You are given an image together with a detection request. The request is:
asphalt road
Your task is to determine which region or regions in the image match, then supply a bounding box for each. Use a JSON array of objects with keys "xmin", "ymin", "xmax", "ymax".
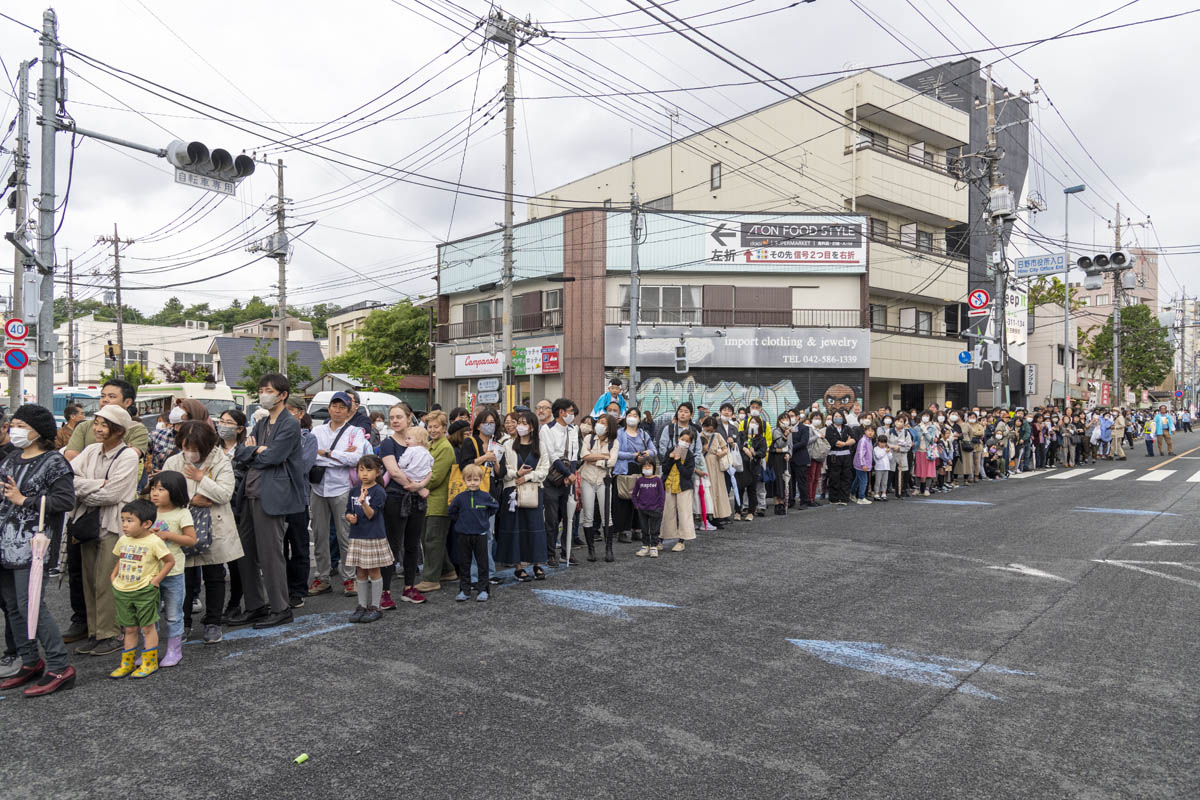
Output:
[{"xmin": 4, "ymin": 434, "xmax": 1200, "ymax": 799}]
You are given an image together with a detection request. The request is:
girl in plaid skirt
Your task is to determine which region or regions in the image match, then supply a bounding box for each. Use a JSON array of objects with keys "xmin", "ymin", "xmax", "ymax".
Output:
[{"xmin": 344, "ymin": 455, "xmax": 393, "ymax": 624}]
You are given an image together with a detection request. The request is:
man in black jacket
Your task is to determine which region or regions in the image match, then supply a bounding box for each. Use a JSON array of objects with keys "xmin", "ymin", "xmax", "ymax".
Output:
[{"xmin": 788, "ymin": 410, "xmax": 811, "ymax": 509}]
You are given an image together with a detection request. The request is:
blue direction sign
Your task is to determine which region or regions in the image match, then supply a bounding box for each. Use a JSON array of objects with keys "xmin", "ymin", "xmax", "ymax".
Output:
[
  {"xmin": 4, "ymin": 348, "xmax": 29, "ymax": 370},
  {"xmin": 957, "ymin": 350, "xmax": 973, "ymax": 365},
  {"xmin": 1013, "ymin": 252, "xmax": 1067, "ymax": 277}
]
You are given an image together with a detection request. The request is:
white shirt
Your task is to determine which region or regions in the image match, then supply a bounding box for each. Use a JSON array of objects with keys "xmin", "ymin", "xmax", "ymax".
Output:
[
  {"xmin": 539, "ymin": 421, "xmax": 579, "ymax": 465},
  {"xmin": 312, "ymin": 420, "xmax": 369, "ymax": 497}
]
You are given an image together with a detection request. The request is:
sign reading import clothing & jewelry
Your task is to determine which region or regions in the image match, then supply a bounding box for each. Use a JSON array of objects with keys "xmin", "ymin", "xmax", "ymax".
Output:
[{"xmin": 605, "ymin": 326, "xmax": 870, "ymax": 369}]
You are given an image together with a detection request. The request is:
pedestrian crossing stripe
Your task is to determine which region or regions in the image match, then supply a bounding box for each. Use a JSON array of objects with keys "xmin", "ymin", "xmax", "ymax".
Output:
[
  {"xmin": 1008, "ymin": 471, "xmax": 1038, "ymax": 479},
  {"xmin": 1047, "ymin": 469, "xmax": 1093, "ymax": 480},
  {"xmin": 1092, "ymin": 469, "xmax": 1134, "ymax": 481},
  {"xmin": 1137, "ymin": 470, "xmax": 1175, "ymax": 482}
]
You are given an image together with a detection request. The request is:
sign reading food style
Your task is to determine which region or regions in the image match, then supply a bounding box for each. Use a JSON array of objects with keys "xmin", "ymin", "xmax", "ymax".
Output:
[
  {"xmin": 604, "ymin": 326, "xmax": 869, "ymax": 369},
  {"xmin": 706, "ymin": 218, "xmax": 865, "ymax": 267},
  {"xmin": 454, "ymin": 352, "xmax": 503, "ymax": 377},
  {"xmin": 512, "ymin": 345, "xmax": 560, "ymax": 376}
]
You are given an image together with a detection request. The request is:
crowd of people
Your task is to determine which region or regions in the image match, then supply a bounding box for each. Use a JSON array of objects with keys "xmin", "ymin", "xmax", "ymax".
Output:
[{"xmin": 0, "ymin": 371, "xmax": 1189, "ymax": 697}]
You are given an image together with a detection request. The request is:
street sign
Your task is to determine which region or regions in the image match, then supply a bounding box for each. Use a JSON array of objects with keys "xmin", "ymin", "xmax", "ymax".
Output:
[
  {"xmin": 1025, "ymin": 364, "xmax": 1038, "ymax": 395},
  {"xmin": 1013, "ymin": 252, "xmax": 1067, "ymax": 277},
  {"xmin": 967, "ymin": 289, "xmax": 991, "ymax": 310},
  {"xmin": 477, "ymin": 391, "xmax": 500, "ymax": 404},
  {"xmin": 957, "ymin": 350, "xmax": 973, "ymax": 365},
  {"xmin": 4, "ymin": 348, "xmax": 28, "ymax": 370},
  {"xmin": 1175, "ymin": 390, "xmax": 1183, "ymax": 399},
  {"xmin": 4, "ymin": 319, "xmax": 27, "ymax": 340},
  {"xmin": 477, "ymin": 377, "xmax": 500, "ymax": 392},
  {"xmin": 704, "ymin": 217, "xmax": 867, "ymax": 267}
]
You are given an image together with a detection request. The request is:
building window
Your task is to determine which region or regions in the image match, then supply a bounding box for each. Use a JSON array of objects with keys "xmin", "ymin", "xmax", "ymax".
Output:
[
  {"xmin": 335, "ymin": 334, "xmax": 341, "ymax": 352},
  {"xmin": 603, "ymin": 198, "xmax": 612, "ymax": 208},
  {"xmin": 710, "ymin": 162, "xmax": 722, "ymax": 190},
  {"xmin": 899, "ymin": 308, "xmax": 931, "ymax": 335},
  {"xmin": 944, "ymin": 304, "xmax": 962, "ymax": 336},
  {"xmin": 543, "ymin": 288, "xmax": 562, "ymax": 327},
  {"xmin": 174, "ymin": 352, "xmax": 213, "ymax": 368},
  {"xmin": 916, "ymin": 230, "xmax": 933, "ymax": 252},
  {"xmin": 108, "ymin": 349, "xmax": 149, "ymax": 370},
  {"xmin": 916, "ymin": 310, "xmax": 932, "ymax": 335},
  {"xmin": 899, "ymin": 222, "xmax": 917, "ymax": 249},
  {"xmin": 1057, "ymin": 345, "xmax": 1065, "ymax": 366},
  {"xmin": 622, "ymin": 285, "xmax": 699, "ymax": 324},
  {"xmin": 869, "ymin": 303, "xmax": 888, "ymax": 329},
  {"xmin": 1078, "ymin": 296, "xmax": 1090, "ymax": 306},
  {"xmin": 868, "ymin": 218, "xmax": 888, "ymax": 241},
  {"xmin": 644, "ymin": 195, "xmax": 674, "ymax": 211},
  {"xmin": 463, "ymin": 299, "xmax": 502, "ymax": 335},
  {"xmin": 1094, "ymin": 295, "xmax": 1110, "ymax": 306},
  {"xmin": 857, "ymin": 128, "xmax": 887, "ymax": 150}
]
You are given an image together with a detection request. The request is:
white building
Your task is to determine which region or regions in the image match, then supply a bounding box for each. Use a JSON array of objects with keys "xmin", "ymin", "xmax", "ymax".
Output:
[{"xmin": 53, "ymin": 315, "xmax": 218, "ymax": 385}]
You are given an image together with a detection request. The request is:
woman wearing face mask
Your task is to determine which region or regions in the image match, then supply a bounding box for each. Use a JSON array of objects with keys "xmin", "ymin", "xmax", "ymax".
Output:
[
  {"xmin": 612, "ymin": 409, "xmax": 655, "ymax": 544},
  {"xmin": 700, "ymin": 417, "xmax": 732, "ymax": 526},
  {"xmin": 578, "ymin": 414, "xmax": 618, "ymax": 561},
  {"xmin": 805, "ymin": 413, "xmax": 828, "ymax": 506},
  {"xmin": 215, "ymin": 410, "xmax": 249, "ymax": 618},
  {"xmin": 889, "ymin": 416, "xmax": 913, "ymax": 498},
  {"xmin": 913, "ymin": 413, "xmax": 939, "ymax": 495},
  {"xmin": 767, "ymin": 414, "xmax": 792, "ymax": 515},
  {"xmin": 162, "ymin": 421, "xmax": 241, "ymax": 647},
  {"xmin": 496, "ymin": 410, "xmax": 549, "ymax": 581},
  {"xmin": 824, "ymin": 412, "xmax": 855, "ymax": 506},
  {"xmin": 787, "ymin": 410, "xmax": 811, "ymax": 509},
  {"xmin": 954, "ymin": 412, "xmax": 981, "ymax": 486},
  {"xmin": 737, "ymin": 418, "xmax": 766, "ymax": 520}
]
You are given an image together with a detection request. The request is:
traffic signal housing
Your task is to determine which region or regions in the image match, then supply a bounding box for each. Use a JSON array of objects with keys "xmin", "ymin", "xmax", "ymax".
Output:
[
  {"xmin": 166, "ymin": 140, "xmax": 255, "ymax": 182},
  {"xmin": 674, "ymin": 343, "xmax": 688, "ymax": 374}
]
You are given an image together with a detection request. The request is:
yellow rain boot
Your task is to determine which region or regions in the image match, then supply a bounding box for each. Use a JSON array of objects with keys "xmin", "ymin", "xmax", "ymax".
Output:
[
  {"xmin": 109, "ymin": 649, "xmax": 137, "ymax": 679},
  {"xmin": 131, "ymin": 648, "xmax": 159, "ymax": 679}
]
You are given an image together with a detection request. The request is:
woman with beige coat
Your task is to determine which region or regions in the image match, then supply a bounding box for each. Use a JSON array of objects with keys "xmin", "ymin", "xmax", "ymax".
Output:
[
  {"xmin": 578, "ymin": 414, "xmax": 619, "ymax": 562},
  {"xmin": 162, "ymin": 420, "xmax": 242, "ymax": 644},
  {"xmin": 700, "ymin": 417, "xmax": 732, "ymax": 525}
]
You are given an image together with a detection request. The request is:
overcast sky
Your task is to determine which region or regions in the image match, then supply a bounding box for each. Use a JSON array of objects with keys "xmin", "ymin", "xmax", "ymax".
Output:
[{"xmin": 1, "ymin": 0, "xmax": 1196, "ymax": 320}]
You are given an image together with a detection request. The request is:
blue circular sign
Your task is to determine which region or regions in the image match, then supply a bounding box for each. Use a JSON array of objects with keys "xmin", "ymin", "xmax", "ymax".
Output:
[
  {"xmin": 958, "ymin": 350, "xmax": 973, "ymax": 364},
  {"xmin": 4, "ymin": 348, "xmax": 28, "ymax": 370}
]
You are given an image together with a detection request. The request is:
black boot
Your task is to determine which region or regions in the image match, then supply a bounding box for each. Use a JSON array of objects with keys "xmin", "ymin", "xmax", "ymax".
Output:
[
  {"xmin": 585, "ymin": 527, "xmax": 597, "ymax": 562},
  {"xmin": 775, "ymin": 503, "xmax": 785, "ymax": 516},
  {"xmin": 604, "ymin": 528, "xmax": 615, "ymax": 562},
  {"xmin": 617, "ymin": 531, "xmax": 630, "ymax": 543}
]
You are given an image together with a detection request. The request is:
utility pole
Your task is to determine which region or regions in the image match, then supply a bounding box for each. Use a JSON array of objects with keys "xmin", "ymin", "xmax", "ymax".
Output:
[
  {"xmin": 274, "ymin": 158, "xmax": 288, "ymax": 375},
  {"xmin": 97, "ymin": 225, "xmax": 134, "ymax": 373},
  {"xmin": 1112, "ymin": 205, "xmax": 1122, "ymax": 403},
  {"xmin": 628, "ymin": 187, "xmax": 642, "ymax": 407},
  {"xmin": 1063, "ymin": 184, "xmax": 1085, "ymax": 411},
  {"xmin": 985, "ymin": 66, "xmax": 1006, "ymax": 409},
  {"xmin": 34, "ymin": 9, "xmax": 59, "ymax": 406},
  {"xmin": 9, "ymin": 60, "xmax": 31, "ymax": 413},
  {"xmin": 66, "ymin": 257, "xmax": 75, "ymax": 385},
  {"xmin": 484, "ymin": 10, "xmax": 546, "ymax": 414}
]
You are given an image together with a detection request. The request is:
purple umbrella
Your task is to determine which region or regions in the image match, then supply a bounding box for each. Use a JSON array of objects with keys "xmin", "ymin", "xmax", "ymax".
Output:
[{"xmin": 26, "ymin": 496, "xmax": 47, "ymax": 640}]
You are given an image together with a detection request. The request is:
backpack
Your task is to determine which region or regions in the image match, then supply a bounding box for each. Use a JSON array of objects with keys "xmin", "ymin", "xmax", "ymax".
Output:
[{"xmin": 807, "ymin": 428, "xmax": 831, "ymax": 461}]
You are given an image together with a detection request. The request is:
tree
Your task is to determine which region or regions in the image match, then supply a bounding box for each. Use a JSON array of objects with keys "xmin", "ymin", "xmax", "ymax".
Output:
[
  {"xmin": 321, "ymin": 350, "xmax": 403, "ymax": 393},
  {"xmin": 98, "ymin": 363, "xmax": 159, "ymax": 388},
  {"xmin": 239, "ymin": 340, "xmax": 313, "ymax": 397},
  {"xmin": 354, "ymin": 302, "xmax": 430, "ymax": 374},
  {"xmin": 1083, "ymin": 304, "xmax": 1174, "ymax": 394},
  {"xmin": 1028, "ymin": 277, "xmax": 1087, "ymax": 312},
  {"xmin": 160, "ymin": 361, "xmax": 215, "ymax": 383}
]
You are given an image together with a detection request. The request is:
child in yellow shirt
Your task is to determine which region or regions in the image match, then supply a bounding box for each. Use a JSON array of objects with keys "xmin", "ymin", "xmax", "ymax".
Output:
[{"xmin": 109, "ymin": 500, "xmax": 174, "ymax": 679}]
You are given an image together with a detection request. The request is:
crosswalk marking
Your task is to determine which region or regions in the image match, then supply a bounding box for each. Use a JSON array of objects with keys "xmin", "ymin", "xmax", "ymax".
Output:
[
  {"xmin": 1092, "ymin": 469, "xmax": 1134, "ymax": 481},
  {"xmin": 1188, "ymin": 470, "xmax": 1200, "ymax": 483},
  {"xmin": 1047, "ymin": 469, "xmax": 1093, "ymax": 480},
  {"xmin": 1008, "ymin": 471, "xmax": 1038, "ymax": 479},
  {"xmin": 1137, "ymin": 470, "xmax": 1175, "ymax": 482}
]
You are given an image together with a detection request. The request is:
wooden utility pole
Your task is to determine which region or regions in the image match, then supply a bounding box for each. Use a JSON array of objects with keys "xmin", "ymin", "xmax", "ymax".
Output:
[{"xmin": 97, "ymin": 224, "xmax": 134, "ymax": 372}]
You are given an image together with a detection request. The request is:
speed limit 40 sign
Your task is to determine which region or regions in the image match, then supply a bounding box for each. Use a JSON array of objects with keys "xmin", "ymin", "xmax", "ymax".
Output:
[{"xmin": 4, "ymin": 319, "xmax": 27, "ymax": 341}]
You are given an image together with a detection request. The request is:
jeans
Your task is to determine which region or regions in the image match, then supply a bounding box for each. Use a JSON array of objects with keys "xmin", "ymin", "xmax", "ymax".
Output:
[
  {"xmin": 310, "ymin": 491, "xmax": 351, "ymax": 582},
  {"xmin": 0, "ymin": 566, "xmax": 69, "ymax": 671},
  {"xmin": 382, "ymin": 495, "xmax": 425, "ymax": 591},
  {"xmin": 457, "ymin": 534, "xmax": 489, "ymax": 592},
  {"xmin": 283, "ymin": 508, "xmax": 310, "ymax": 601},
  {"xmin": 184, "ymin": 563, "xmax": 226, "ymax": 627},
  {"xmin": 159, "ymin": 572, "xmax": 186, "ymax": 640},
  {"xmin": 638, "ymin": 509, "xmax": 662, "ymax": 547},
  {"xmin": 852, "ymin": 468, "xmax": 869, "ymax": 499}
]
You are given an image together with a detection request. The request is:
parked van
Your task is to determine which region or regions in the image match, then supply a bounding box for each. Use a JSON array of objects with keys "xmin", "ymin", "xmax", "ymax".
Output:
[
  {"xmin": 136, "ymin": 383, "xmax": 238, "ymax": 427},
  {"xmin": 307, "ymin": 390, "xmax": 400, "ymax": 421}
]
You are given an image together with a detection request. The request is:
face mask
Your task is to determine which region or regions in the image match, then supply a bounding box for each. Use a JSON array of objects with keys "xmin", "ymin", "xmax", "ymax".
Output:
[
  {"xmin": 516, "ymin": 424, "xmax": 530, "ymax": 437},
  {"xmin": 156, "ymin": 422, "xmax": 168, "ymax": 431},
  {"xmin": 749, "ymin": 424, "xmax": 759, "ymax": 434},
  {"xmin": 8, "ymin": 429, "xmax": 31, "ymax": 449},
  {"xmin": 738, "ymin": 413, "xmax": 746, "ymax": 421},
  {"xmin": 183, "ymin": 449, "xmax": 202, "ymax": 464},
  {"xmin": 375, "ymin": 421, "xmax": 386, "ymax": 432},
  {"xmin": 217, "ymin": 424, "xmax": 238, "ymax": 441},
  {"xmin": 883, "ymin": 418, "xmax": 892, "ymax": 426},
  {"xmin": 949, "ymin": 414, "xmax": 959, "ymax": 422},
  {"xmin": 642, "ymin": 467, "xmax": 654, "ymax": 476},
  {"xmin": 921, "ymin": 416, "xmax": 930, "ymax": 423},
  {"xmin": 833, "ymin": 417, "xmax": 844, "ymax": 425},
  {"xmin": 258, "ymin": 392, "xmax": 279, "ymax": 411},
  {"xmin": 937, "ymin": 415, "xmax": 945, "ymax": 423},
  {"xmin": 722, "ymin": 414, "xmax": 732, "ymax": 422},
  {"xmin": 626, "ymin": 417, "xmax": 639, "ymax": 428},
  {"xmin": 750, "ymin": 409, "xmax": 760, "ymax": 417},
  {"xmin": 564, "ymin": 414, "xmax": 576, "ymax": 426},
  {"xmin": 968, "ymin": 417, "xmax": 977, "ymax": 423},
  {"xmin": 480, "ymin": 422, "xmax": 496, "ymax": 437},
  {"xmin": 595, "ymin": 424, "xmax": 607, "ymax": 437}
]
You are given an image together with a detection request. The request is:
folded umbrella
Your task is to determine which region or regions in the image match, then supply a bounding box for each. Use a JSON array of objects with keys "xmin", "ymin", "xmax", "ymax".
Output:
[{"xmin": 26, "ymin": 496, "xmax": 47, "ymax": 640}]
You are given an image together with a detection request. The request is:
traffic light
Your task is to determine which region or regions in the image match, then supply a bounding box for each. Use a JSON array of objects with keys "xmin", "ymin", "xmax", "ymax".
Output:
[
  {"xmin": 166, "ymin": 140, "xmax": 255, "ymax": 182},
  {"xmin": 1077, "ymin": 252, "xmax": 1127, "ymax": 290},
  {"xmin": 673, "ymin": 343, "xmax": 688, "ymax": 374},
  {"xmin": 104, "ymin": 340, "xmax": 121, "ymax": 360}
]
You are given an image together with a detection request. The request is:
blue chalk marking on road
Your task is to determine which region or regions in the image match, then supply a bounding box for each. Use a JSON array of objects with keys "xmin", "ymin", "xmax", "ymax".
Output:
[
  {"xmin": 916, "ymin": 499, "xmax": 995, "ymax": 506},
  {"xmin": 187, "ymin": 611, "xmax": 353, "ymax": 654},
  {"xmin": 532, "ymin": 589, "xmax": 678, "ymax": 620},
  {"xmin": 787, "ymin": 639, "xmax": 1033, "ymax": 701},
  {"xmin": 1074, "ymin": 507, "xmax": 1179, "ymax": 516}
]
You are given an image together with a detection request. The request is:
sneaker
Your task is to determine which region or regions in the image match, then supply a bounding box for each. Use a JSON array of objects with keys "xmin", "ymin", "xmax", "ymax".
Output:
[
  {"xmin": 402, "ymin": 587, "xmax": 427, "ymax": 604},
  {"xmin": 74, "ymin": 637, "xmax": 98, "ymax": 655},
  {"xmin": 90, "ymin": 636, "xmax": 124, "ymax": 657},
  {"xmin": 202, "ymin": 624, "xmax": 223, "ymax": 644},
  {"xmin": 61, "ymin": 621, "xmax": 88, "ymax": 644},
  {"xmin": 414, "ymin": 581, "xmax": 441, "ymax": 593},
  {"xmin": 440, "ymin": 571, "xmax": 459, "ymax": 583},
  {"xmin": 476, "ymin": 591, "xmax": 489, "ymax": 603},
  {"xmin": 307, "ymin": 578, "xmax": 331, "ymax": 596},
  {"xmin": 671, "ymin": 541, "xmax": 685, "ymax": 552},
  {"xmin": 635, "ymin": 546, "xmax": 650, "ymax": 557},
  {"xmin": 191, "ymin": 598, "xmax": 203, "ymax": 613},
  {"xmin": 349, "ymin": 606, "xmax": 367, "ymax": 623},
  {"xmin": 456, "ymin": 591, "xmax": 469, "ymax": 602},
  {"xmin": 379, "ymin": 590, "xmax": 397, "ymax": 611},
  {"xmin": 649, "ymin": 547, "xmax": 659, "ymax": 558},
  {"xmin": 360, "ymin": 607, "xmax": 382, "ymax": 623},
  {"xmin": 288, "ymin": 596, "xmax": 305, "ymax": 609},
  {"xmin": 0, "ymin": 653, "xmax": 19, "ymax": 678},
  {"xmin": 342, "ymin": 579, "xmax": 356, "ymax": 597}
]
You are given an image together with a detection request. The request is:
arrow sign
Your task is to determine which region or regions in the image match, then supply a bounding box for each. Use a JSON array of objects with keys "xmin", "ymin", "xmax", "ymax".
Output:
[
  {"xmin": 788, "ymin": 639, "xmax": 1034, "ymax": 700},
  {"xmin": 532, "ymin": 589, "xmax": 678, "ymax": 620},
  {"xmin": 710, "ymin": 222, "xmax": 737, "ymax": 246}
]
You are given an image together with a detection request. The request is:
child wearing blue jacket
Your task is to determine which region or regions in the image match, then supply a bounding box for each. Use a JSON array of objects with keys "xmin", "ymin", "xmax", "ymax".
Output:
[{"xmin": 448, "ymin": 465, "xmax": 499, "ymax": 602}]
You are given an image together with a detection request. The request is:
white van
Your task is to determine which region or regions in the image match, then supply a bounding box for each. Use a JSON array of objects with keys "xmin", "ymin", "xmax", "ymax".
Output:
[
  {"xmin": 307, "ymin": 390, "xmax": 401, "ymax": 421},
  {"xmin": 136, "ymin": 383, "xmax": 238, "ymax": 427}
]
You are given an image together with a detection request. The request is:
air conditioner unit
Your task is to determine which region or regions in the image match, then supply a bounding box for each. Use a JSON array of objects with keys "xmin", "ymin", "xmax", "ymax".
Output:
[{"xmin": 989, "ymin": 186, "xmax": 1016, "ymax": 219}]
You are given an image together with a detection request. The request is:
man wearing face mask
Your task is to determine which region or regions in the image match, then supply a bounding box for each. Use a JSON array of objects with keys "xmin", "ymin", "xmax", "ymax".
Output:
[
  {"xmin": 228, "ymin": 374, "xmax": 307, "ymax": 629},
  {"xmin": 740, "ymin": 399, "xmax": 772, "ymax": 516},
  {"xmin": 539, "ymin": 399, "xmax": 579, "ymax": 566},
  {"xmin": 823, "ymin": 410, "xmax": 856, "ymax": 505},
  {"xmin": 309, "ymin": 392, "xmax": 370, "ymax": 597}
]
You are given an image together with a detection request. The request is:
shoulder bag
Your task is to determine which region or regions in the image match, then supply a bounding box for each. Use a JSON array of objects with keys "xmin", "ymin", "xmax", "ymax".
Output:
[
  {"xmin": 68, "ymin": 446, "xmax": 129, "ymax": 542},
  {"xmin": 515, "ymin": 449, "xmax": 540, "ymax": 508},
  {"xmin": 545, "ymin": 428, "xmax": 575, "ymax": 488},
  {"xmin": 715, "ymin": 437, "xmax": 732, "ymax": 472},
  {"xmin": 184, "ymin": 506, "xmax": 213, "ymax": 556},
  {"xmin": 309, "ymin": 423, "xmax": 349, "ymax": 484},
  {"xmin": 807, "ymin": 430, "xmax": 831, "ymax": 461}
]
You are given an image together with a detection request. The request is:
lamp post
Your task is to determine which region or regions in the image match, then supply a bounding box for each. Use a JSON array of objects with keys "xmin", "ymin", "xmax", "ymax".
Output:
[{"xmin": 1063, "ymin": 184, "xmax": 1086, "ymax": 410}]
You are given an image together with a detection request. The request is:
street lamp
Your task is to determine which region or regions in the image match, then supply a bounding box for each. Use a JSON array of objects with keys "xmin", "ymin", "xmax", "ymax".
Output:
[{"xmin": 1063, "ymin": 184, "xmax": 1085, "ymax": 409}]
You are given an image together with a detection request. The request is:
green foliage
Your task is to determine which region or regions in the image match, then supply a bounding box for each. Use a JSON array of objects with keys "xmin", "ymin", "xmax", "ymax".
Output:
[
  {"xmin": 98, "ymin": 363, "xmax": 159, "ymax": 388},
  {"xmin": 160, "ymin": 361, "xmax": 215, "ymax": 383},
  {"xmin": 239, "ymin": 340, "xmax": 313, "ymax": 397},
  {"xmin": 53, "ymin": 297, "xmax": 146, "ymax": 326},
  {"xmin": 1028, "ymin": 277, "xmax": 1087, "ymax": 311},
  {"xmin": 318, "ymin": 302, "xmax": 432, "ymax": 390},
  {"xmin": 1082, "ymin": 303, "xmax": 1174, "ymax": 393},
  {"xmin": 60, "ymin": 294, "xmax": 338, "ymax": 338},
  {"xmin": 321, "ymin": 350, "xmax": 403, "ymax": 393}
]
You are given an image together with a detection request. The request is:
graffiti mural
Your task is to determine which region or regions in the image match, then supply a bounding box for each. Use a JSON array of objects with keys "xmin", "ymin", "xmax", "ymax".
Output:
[{"xmin": 635, "ymin": 372, "xmax": 864, "ymax": 423}]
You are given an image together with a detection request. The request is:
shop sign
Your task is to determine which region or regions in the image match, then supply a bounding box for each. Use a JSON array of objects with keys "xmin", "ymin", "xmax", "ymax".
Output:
[
  {"xmin": 454, "ymin": 352, "xmax": 503, "ymax": 377},
  {"xmin": 513, "ymin": 345, "xmax": 560, "ymax": 376},
  {"xmin": 605, "ymin": 326, "xmax": 869, "ymax": 369}
]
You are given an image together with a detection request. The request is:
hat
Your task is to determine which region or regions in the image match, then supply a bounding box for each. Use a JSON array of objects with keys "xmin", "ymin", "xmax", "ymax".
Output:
[
  {"xmin": 95, "ymin": 404, "xmax": 133, "ymax": 430},
  {"xmin": 13, "ymin": 404, "xmax": 57, "ymax": 445},
  {"xmin": 329, "ymin": 391, "xmax": 352, "ymax": 408},
  {"xmin": 447, "ymin": 419, "xmax": 471, "ymax": 437},
  {"xmin": 286, "ymin": 394, "xmax": 308, "ymax": 410}
]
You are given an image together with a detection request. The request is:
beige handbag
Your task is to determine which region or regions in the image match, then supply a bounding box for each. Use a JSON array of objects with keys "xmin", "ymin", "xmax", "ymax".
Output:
[
  {"xmin": 516, "ymin": 480, "xmax": 539, "ymax": 509},
  {"xmin": 617, "ymin": 473, "xmax": 639, "ymax": 500}
]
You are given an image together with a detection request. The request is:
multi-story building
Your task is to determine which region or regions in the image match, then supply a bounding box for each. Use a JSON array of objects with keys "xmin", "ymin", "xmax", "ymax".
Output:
[
  {"xmin": 326, "ymin": 301, "xmax": 386, "ymax": 359},
  {"xmin": 485, "ymin": 68, "xmax": 972, "ymax": 413},
  {"xmin": 1023, "ymin": 302, "xmax": 1080, "ymax": 407},
  {"xmin": 52, "ymin": 315, "xmax": 218, "ymax": 385}
]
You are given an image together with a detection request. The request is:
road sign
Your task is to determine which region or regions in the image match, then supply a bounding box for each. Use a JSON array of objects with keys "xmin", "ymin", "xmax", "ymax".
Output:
[
  {"xmin": 477, "ymin": 391, "xmax": 500, "ymax": 404},
  {"xmin": 967, "ymin": 289, "xmax": 991, "ymax": 310},
  {"xmin": 1175, "ymin": 390, "xmax": 1184, "ymax": 398},
  {"xmin": 1013, "ymin": 252, "xmax": 1067, "ymax": 277},
  {"xmin": 477, "ymin": 377, "xmax": 500, "ymax": 392},
  {"xmin": 4, "ymin": 348, "xmax": 28, "ymax": 370},
  {"xmin": 4, "ymin": 319, "xmax": 27, "ymax": 340},
  {"xmin": 957, "ymin": 350, "xmax": 973, "ymax": 365}
]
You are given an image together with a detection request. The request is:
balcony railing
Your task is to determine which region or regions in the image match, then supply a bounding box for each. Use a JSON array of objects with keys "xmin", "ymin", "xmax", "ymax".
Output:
[
  {"xmin": 845, "ymin": 139, "xmax": 956, "ymax": 177},
  {"xmin": 437, "ymin": 308, "xmax": 563, "ymax": 342},
  {"xmin": 604, "ymin": 307, "xmax": 862, "ymax": 328},
  {"xmin": 870, "ymin": 321, "xmax": 961, "ymax": 340}
]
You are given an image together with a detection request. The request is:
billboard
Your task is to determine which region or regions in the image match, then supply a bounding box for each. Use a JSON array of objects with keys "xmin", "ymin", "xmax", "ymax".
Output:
[{"xmin": 605, "ymin": 326, "xmax": 870, "ymax": 369}]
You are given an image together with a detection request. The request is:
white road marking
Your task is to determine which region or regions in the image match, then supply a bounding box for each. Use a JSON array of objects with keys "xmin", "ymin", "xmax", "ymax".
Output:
[
  {"xmin": 1047, "ymin": 469, "xmax": 1092, "ymax": 480},
  {"xmin": 1188, "ymin": 470, "xmax": 1200, "ymax": 482},
  {"xmin": 1007, "ymin": 471, "xmax": 1038, "ymax": 479},
  {"xmin": 1137, "ymin": 470, "xmax": 1175, "ymax": 482},
  {"xmin": 986, "ymin": 563, "xmax": 1071, "ymax": 582},
  {"xmin": 1094, "ymin": 560, "xmax": 1200, "ymax": 590},
  {"xmin": 1091, "ymin": 469, "xmax": 1134, "ymax": 481},
  {"xmin": 1129, "ymin": 540, "xmax": 1197, "ymax": 547}
]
